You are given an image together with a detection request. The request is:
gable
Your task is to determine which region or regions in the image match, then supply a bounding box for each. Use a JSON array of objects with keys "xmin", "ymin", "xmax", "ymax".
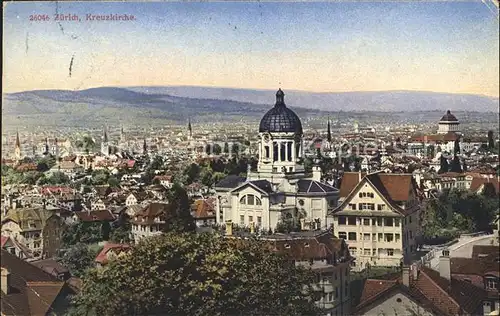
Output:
[
  {"xmin": 230, "ymin": 181, "xmax": 270, "ymax": 196},
  {"xmin": 359, "ymin": 291, "xmax": 435, "ymax": 316}
]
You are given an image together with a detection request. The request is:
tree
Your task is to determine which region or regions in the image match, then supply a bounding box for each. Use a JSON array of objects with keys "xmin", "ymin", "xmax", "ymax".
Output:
[
  {"xmin": 438, "ymin": 155, "xmax": 448, "ymax": 174},
  {"xmin": 150, "ymin": 156, "xmax": 164, "ymax": 170},
  {"xmin": 213, "ymin": 144, "xmax": 222, "ymax": 155},
  {"xmin": 110, "ymin": 215, "xmax": 132, "ymax": 244},
  {"xmin": 57, "ymin": 243, "xmax": 101, "ymax": 278},
  {"xmin": 166, "ymin": 183, "xmax": 196, "ymax": 233},
  {"xmin": 22, "ymin": 171, "xmax": 42, "ymax": 185},
  {"xmin": 62, "ymin": 222, "xmax": 104, "ymax": 247},
  {"xmin": 223, "ymin": 142, "xmax": 229, "ymax": 154},
  {"xmin": 68, "ymin": 232, "xmax": 322, "ymax": 316},
  {"xmin": 47, "ymin": 171, "xmax": 70, "ymax": 184},
  {"xmin": 184, "ymin": 163, "xmax": 201, "ymax": 185},
  {"xmin": 488, "ymin": 130, "xmax": 494, "ymax": 149},
  {"xmin": 92, "ymin": 170, "xmax": 109, "ymax": 185},
  {"xmin": 453, "ymin": 138, "xmax": 460, "ymax": 155},
  {"xmin": 107, "ymin": 176, "xmax": 120, "ymax": 187}
]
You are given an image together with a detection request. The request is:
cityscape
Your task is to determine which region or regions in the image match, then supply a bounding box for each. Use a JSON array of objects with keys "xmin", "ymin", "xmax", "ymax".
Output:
[{"xmin": 2, "ymin": 2, "xmax": 499, "ymax": 316}]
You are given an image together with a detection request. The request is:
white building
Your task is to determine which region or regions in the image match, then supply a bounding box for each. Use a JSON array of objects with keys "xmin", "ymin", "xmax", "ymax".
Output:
[
  {"xmin": 215, "ymin": 89, "xmax": 339, "ymax": 231},
  {"xmin": 437, "ymin": 110, "xmax": 460, "ymax": 135},
  {"xmin": 330, "ymin": 172, "xmax": 421, "ymax": 272}
]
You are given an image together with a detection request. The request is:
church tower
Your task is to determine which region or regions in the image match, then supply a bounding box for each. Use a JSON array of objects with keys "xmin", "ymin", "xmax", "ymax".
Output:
[
  {"xmin": 120, "ymin": 126, "xmax": 125, "ymax": 143},
  {"xmin": 254, "ymin": 89, "xmax": 305, "ymax": 181},
  {"xmin": 143, "ymin": 138, "xmax": 148, "ymax": 155},
  {"xmin": 101, "ymin": 127, "xmax": 110, "ymax": 156},
  {"xmin": 44, "ymin": 138, "xmax": 49, "ymax": 155},
  {"xmin": 327, "ymin": 117, "xmax": 332, "ymax": 143},
  {"xmin": 14, "ymin": 130, "xmax": 21, "ymax": 161},
  {"xmin": 188, "ymin": 118, "xmax": 193, "ymax": 141}
]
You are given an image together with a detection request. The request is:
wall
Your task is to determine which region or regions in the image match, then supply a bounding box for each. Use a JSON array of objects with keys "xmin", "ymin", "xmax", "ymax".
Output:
[{"xmin": 360, "ymin": 292, "xmax": 435, "ymax": 316}]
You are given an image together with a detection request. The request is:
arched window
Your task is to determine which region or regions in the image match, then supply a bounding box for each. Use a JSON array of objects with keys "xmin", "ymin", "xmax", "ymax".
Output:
[
  {"xmin": 265, "ymin": 146, "xmax": 270, "ymax": 158},
  {"xmin": 240, "ymin": 194, "xmax": 261, "ymax": 206}
]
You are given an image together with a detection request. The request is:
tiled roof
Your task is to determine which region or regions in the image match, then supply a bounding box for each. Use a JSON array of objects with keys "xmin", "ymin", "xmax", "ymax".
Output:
[
  {"xmin": 1, "ymin": 235, "xmax": 9, "ymax": 248},
  {"xmin": 249, "ymin": 180, "xmax": 274, "ymax": 193},
  {"xmin": 354, "ymin": 266, "xmax": 486, "ymax": 316},
  {"xmin": 338, "ymin": 172, "xmax": 366, "ymax": 198},
  {"xmin": 371, "ymin": 173, "xmax": 414, "ymax": 202},
  {"xmin": 191, "ymin": 198, "xmax": 216, "ymax": 219},
  {"xmin": 1, "ymin": 250, "xmax": 72, "ymax": 316},
  {"xmin": 95, "ymin": 243, "xmax": 131, "ymax": 265},
  {"xmin": 30, "ymin": 259, "xmax": 69, "ymax": 278},
  {"xmin": 469, "ymin": 177, "xmax": 499, "ymax": 194},
  {"xmin": 471, "ymin": 245, "xmax": 499, "ymax": 259},
  {"xmin": 74, "ymin": 210, "xmax": 115, "ymax": 222},
  {"xmin": 132, "ymin": 202, "xmax": 173, "ymax": 225}
]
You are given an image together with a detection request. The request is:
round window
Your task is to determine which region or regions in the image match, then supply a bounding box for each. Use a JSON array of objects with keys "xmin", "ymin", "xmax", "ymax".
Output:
[
  {"xmin": 396, "ymin": 298, "xmax": 402, "ymax": 303},
  {"xmin": 298, "ymin": 199, "xmax": 305, "ymax": 206}
]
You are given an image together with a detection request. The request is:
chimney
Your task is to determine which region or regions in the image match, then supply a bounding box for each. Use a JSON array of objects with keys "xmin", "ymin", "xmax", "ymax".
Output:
[
  {"xmin": 250, "ymin": 222, "xmax": 255, "ymax": 234},
  {"xmin": 402, "ymin": 266, "xmax": 410, "ymax": 287},
  {"xmin": 412, "ymin": 263, "xmax": 419, "ymax": 280},
  {"xmin": 1, "ymin": 268, "xmax": 11, "ymax": 294},
  {"xmin": 358, "ymin": 170, "xmax": 362, "ymax": 182},
  {"xmin": 439, "ymin": 249, "xmax": 451, "ymax": 280},
  {"xmin": 312, "ymin": 165, "xmax": 321, "ymax": 181},
  {"xmin": 225, "ymin": 220, "xmax": 233, "ymax": 236},
  {"xmin": 300, "ymin": 218, "xmax": 305, "ymax": 231}
]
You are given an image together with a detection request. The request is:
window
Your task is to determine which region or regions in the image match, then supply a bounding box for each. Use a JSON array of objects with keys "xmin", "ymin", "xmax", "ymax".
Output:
[
  {"xmin": 378, "ymin": 233, "xmax": 383, "ymax": 242},
  {"xmin": 384, "ymin": 233, "xmax": 394, "ymax": 242},
  {"xmin": 486, "ymin": 277, "xmax": 498, "ymax": 290},
  {"xmin": 363, "ymin": 218, "xmax": 370, "ymax": 226},
  {"xmin": 338, "ymin": 216, "xmax": 346, "ymax": 225},
  {"xmin": 338, "ymin": 232, "xmax": 347, "ymax": 239},
  {"xmin": 257, "ymin": 216, "xmax": 262, "ymax": 227},
  {"xmin": 247, "ymin": 195, "xmax": 255, "ymax": 205},
  {"xmin": 328, "ymin": 291, "xmax": 334, "ymax": 302},
  {"xmin": 264, "ymin": 146, "xmax": 270, "ymax": 158},
  {"xmin": 359, "ymin": 193, "xmax": 363, "ymax": 198},
  {"xmin": 364, "ymin": 248, "xmax": 371, "ymax": 255},
  {"xmin": 395, "ymin": 218, "xmax": 400, "ymax": 227},
  {"xmin": 348, "ymin": 232, "xmax": 357, "ymax": 241},
  {"xmin": 387, "ymin": 249, "xmax": 394, "ymax": 256},
  {"xmin": 377, "ymin": 218, "xmax": 383, "ymax": 226},
  {"xmin": 9, "ymin": 248, "xmax": 15, "ymax": 255},
  {"xmin": 377, "ymin": 204, "xmax": 385, "ymax": 211},
  {"xmin": 395, "ymin": 233, "xmax": 401, "ymax": 242},
  {"xmin": 256, "ymin": 198, "xmax": 262, "ymax": 206},
  {"xmin": 372, "ymin": 249, "xmax": 377, "ymax": 256},
  {"xmin": 364, "ymin": 233, "xmax": 370, "ymax": 241},
  {"xmin": 240, "ymin": 215, "xmax": 245, "ymax": 226},
  {"xmin": 335, "ymin": 287, "xmax": 339, "ymax": 298},
  {"xmin": 248, "ymin": 216, "xmax": 253, "ymax": 223},
  {"xmin": 372, "ymin": 218, "xmax": 376, "ymax": 225},
  {"xmin": 348, "ymin": 247, "xmax": 357, "ymax": 254},
  {"xmin": 409, "ymin": 215, "xmax": 412, "ymax": 223},
  {"xmin": 349, "ymin": 203, "xmax": 357, "ymax": 210},
  {"xmin": 384, "ymin": 218, "xmax": 393, "ymax": 227},
  {"xmin": 372, "ymin": 233, "xmax": 376, "ymax": 241},
  {"xmin": 347, "ymin": 216, "xmax": 356, "ymax": 225},
  {"xmin": 409, "ymin": 230, "xmax": 413, "ymax": 239},
  {"xmin": 240, "ymin": 196, "xmax": 246, "ymax": 204}
]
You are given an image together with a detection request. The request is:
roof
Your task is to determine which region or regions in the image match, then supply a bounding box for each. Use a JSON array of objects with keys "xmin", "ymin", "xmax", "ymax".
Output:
[
  {"xmin": 74, "ymin": 210, "xmax": 115, "ymax": 222},
  {"xmin": 297, "ymin": 179, "xmax": 338, "ymax": 194},
  {"xmin": 249, "ymin": 180, "xmax": 274, "ymax": 193},
  {"xmin": 1, "ymin": 235, "xmax": 9, "ymax": 248},
  {"xmin": 132, "ymin": 202, "xmax": 173, "ymax": 225},
  {"xmin": 191, "ymin": 198, "xmax": 216, "ymax": 219},
  {"xmin": 259, "ymin": 89, "xmax": 303, "ymax": 134},
  {"xmin": 30, "ymin": 259, "xmax": 69, "ymax": 277},
  {"xmin": 469, "ymin": 176, "xmax": 499, "ymax": 194},
  {"xmin": 1, "ymin": 250, "xmax": 72, "ymax": 316},
  {"xmin": 354, "ymin": 265, "xmax": 486, "ymax": 316},
  {"xmin": 440, "ymin": 110, "xmax": 459, "ymax": 122},
  {"xmin": 338, "ymin": 172, "xmax": 366, "ymax": 198},
  {"xmin": 215, "ymin": 175, "xmax": 247, "ymax": 189},
  {"xmin": 1, "ymin": 208, "xmax": 56, "ymax": 231},
  {"xmin": 451, "ymin": 246, "xmax": 499, "ymax": 276},
  {"xmin": 95, "ymin": 243, "xmax": 131, "ymax": 265}
]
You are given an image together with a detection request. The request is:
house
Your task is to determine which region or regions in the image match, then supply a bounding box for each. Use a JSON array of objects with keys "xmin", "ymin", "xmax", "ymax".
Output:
[
  {"xmin": 95, "ymin": 243, "xmax": 131, "ymax": 268},
  {"xmin": 330, "ymin": 171, "xmax": 421, "ymax": 271},
  {"xmin": 48, "ymin": 160, "xmax": 84, "ymax": 179},
  {"xmin": 1, "ymin": 235, "xmax": 33, "ymax": 261},
  {"xmin": 73, "ymin": 210, "xmax": 115, "ymax": 223},
  {"xmin": 353, "ymin": 261, "xmax": 487, "ymax": 316},
  {"xmin": 153, "ymin": 175, "xmax": 173, "ymax": 188},
  {"xmin": 191, "ymin": 198, "xmax": 217, "ymax": 227},
  {"xmin": 1, "ymin": 250, "xmax": 75, "ymax": 315},
  {"xmin": 130, "ymin": 202, "xmax": 173, "ymax": 243},
  {"xmin": 125, "ymin": 191, "xmax": 149, "ymax": 206},
  {"xmin": 226, "ymin": 228, "xmax": 353, "ymax": 316},
  {"xmin": 1, "ymin": 208, "xmax": 65, "ymax": 260}
]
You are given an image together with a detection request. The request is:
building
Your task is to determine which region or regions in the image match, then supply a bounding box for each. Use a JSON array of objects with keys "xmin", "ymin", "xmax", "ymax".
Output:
[
  {"xmin": 437, "ymin": 110, "xmax": 460, "ymax": 135},
  {"xmin": 330, "ymin": 172, "xmax": 421, "ymax": 271},
  {"xmin": 191, "ymin": 198, "xmax": 217, "ymax": 227},
  {"xmin": 130, "ymin": 202, "xmax": 171, "ymax": 243},
  {"xmin": 1, "ymin": 250, "xmax": 75, "ymax": 315},
  {"xmin": 353, "ymin": 262, "xmax": 487, "ymax": 316},
  {"xmin": 225, "ymin": 227, "xmax": 353, "ymax": 316},
  {"xmin": 215, "ymin": 89, "xmax": 339, "ymax": 231},
  {"xmin": 95, "ymin": 243, "xmax": 131, "ymax": 268},
  {"xmin": 1, "ymin": 208, "xmax": 65, "ymax": 260}
]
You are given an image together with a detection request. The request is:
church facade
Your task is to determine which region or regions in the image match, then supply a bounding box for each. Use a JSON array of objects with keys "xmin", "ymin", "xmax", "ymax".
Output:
[{"xmin": 215, "ymin": 89, "xmax": 339, "ymax": 231}]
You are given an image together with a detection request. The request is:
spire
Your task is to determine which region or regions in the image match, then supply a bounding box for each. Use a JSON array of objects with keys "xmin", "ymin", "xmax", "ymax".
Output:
[
  {"xmin": 15, "ymin": 130, "xmax": 20, "ymax": 148},
  {"xmin": 275, "ymin": 88, "xmax": 285, "ymax": 107},
  {"xmin": 327, "ymin": 117, "xmax": 332, "ymax": 142},
  {"xmin": 143, "ymin": 138, "xmax": 147, "ymax": 154},
  {"xmin": 44, "ymin": 137, "xmax": 49, "ymax": 154},
  {"xmin": 103, "ymin": 126, "xmax": 108, "ymax": 143},
  {"xmin": 188, "ymin": 118, "xmax": 192, "ymax": 137}
]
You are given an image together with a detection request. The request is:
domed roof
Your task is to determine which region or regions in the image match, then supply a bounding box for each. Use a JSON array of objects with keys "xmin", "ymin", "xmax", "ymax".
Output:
[
  {"xmin": 259, "ymin": 89, "xmax": 303, "ymax": 134},
  {"xmin": 440, "ymin": 110, "xmax": 459, "ymax": 122}
]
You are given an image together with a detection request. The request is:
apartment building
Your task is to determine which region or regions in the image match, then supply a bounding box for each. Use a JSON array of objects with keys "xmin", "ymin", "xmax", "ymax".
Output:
[{"xmin": 330, "ymin": 172, "xmax": 421, "ymax": 272}]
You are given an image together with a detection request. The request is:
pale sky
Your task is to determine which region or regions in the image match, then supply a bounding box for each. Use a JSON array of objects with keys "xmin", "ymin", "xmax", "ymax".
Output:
[{"xmin": 3, "ymin": 1, "xmax": 499, "ymax": 96}]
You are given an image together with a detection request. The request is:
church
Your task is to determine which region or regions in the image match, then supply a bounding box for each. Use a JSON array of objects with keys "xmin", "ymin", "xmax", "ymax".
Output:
[{"xmin": 215, "ymin": 89, "xmax": 339, "ymax": 231}]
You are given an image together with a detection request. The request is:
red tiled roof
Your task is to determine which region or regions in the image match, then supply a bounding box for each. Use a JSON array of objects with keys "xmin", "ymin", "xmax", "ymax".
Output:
[
  {"xmin": 1, "ymin": 235, "xmax": 10, "ymax": 248},
  {"xmin": 338, "ymin": 172, "xmax": 366, "ymax": 198},
  {"xmin": 469, "ymin": 177, "xmax": 499, "ymax": 194},
  {"xmin": 191, "ymin": 198, "xmax": 216, "ymax": 219},
  {"xmin": 376, "ymin": 173, "xmax": 414, "ymax": 202},
  {"xmin": 74, "ymin": 210, "xmax": 115, "ymax": 222},
  {"xmin": 95, "ymin": 243, "xmax": 131, "ymax": 265}
]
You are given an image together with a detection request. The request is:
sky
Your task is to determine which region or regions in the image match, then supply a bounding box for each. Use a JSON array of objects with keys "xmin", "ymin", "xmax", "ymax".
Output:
[{"xmin": 3, "ymin": 1, "xmax": 499, "ymax": 97}]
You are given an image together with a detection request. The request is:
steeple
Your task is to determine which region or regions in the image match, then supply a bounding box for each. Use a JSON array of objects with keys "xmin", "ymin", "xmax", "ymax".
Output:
[
  {"xmin": 327, "ymin": 117, "xmax": 332, "ymax": 142},
  {"xmin": 44, "ymin": 138, "xmax": 49, "ymax": 155},
  {"xmin": 143, "ymin": 138, "xmax": 147, "ymax": 154},
  {"xmin": 275, "ymin": 88, "xmax": 285, "ymax": 107},
  {"xmin": 188, "ymin": 118, "xmax": 193, "ymax": 139},
  {"xmin": 15, "ymin": 130, "xmax": 20, "ymax": 149},
  {"xmin": 103, "ymin": 126, "xmax": 108, "ymax": 143},
  {"xmin": 14, "ymin": 130, "xmax": 21, "ymax": 161}
]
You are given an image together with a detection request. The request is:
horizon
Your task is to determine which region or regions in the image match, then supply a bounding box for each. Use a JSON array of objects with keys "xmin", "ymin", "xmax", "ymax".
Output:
[{"xmin": 3, "ymin": 2, "xmax": 499, "ymax": 97}]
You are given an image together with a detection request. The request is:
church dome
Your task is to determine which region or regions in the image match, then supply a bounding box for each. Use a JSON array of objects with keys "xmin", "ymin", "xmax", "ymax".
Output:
[
  {"xmin": 259, "ymin": 89, "xmax": 303, "ymax": 134},
  {"xmin": 440, "ymin": 110, "xmax": 458, "ymax": 122}
]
